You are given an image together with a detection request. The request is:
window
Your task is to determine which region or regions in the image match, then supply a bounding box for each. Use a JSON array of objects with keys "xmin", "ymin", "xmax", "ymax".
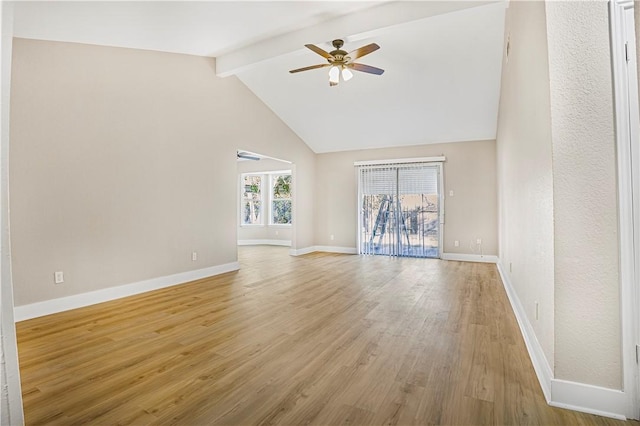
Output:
[
  {"xmin": 242, "ymin": 174, "xmax": 262, "ymax": 225},
  {"xmin": 270, "ymin": 174, "xmax": 292, "ymax": 225},
  {"xmin": 240, "ymin": 171, "xmax": 292, "ymax": 227}
]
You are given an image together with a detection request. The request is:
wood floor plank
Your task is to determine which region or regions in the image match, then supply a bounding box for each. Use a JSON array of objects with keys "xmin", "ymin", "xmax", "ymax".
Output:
[{"xmin": 16, "ymin": 246, "xmax": 638, "ymax": 425}]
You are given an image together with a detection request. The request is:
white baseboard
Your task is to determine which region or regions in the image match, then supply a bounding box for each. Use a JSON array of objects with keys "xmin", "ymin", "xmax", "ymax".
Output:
[
  {"xmin": 496, "ymin": 260, "xmax": 628, "ymax": 420},
  {"xmin": 238, "ymin": 239, "xmax": 291, "ymax": 247},
  {"xmin": 496, "ymin": 261, "xmax": 553, "ymax": 401},
  {"xmin": 14, "ymin": 261, "xmax": 240, "ymax": 322},
  {"xmin": 314, "ymin": 246, "xmax": 357, "ymax": 254},
  {"xmin": 289, "ymin": 246, "xmax": 316, "ymax": 256},
  {"xmin": 441, "ymin": 253, "xmax": 498, "ymax": 263},
  {"xmin": 550, "ymin": 379, "xmax": 627, "ymax": 420},
  {"xmin": 289, "ymin": 246, "xmax": 357, "ymax": 256}
]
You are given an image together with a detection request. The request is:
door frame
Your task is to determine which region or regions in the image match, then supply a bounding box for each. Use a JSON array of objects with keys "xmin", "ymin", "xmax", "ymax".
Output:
[
  {"xmin": 354, "ymin": 156, "xmax": 446, "ymax": 258},
  {"xmin": 610, "ymin": 0, "xmax": 639, "ymax": 419}
]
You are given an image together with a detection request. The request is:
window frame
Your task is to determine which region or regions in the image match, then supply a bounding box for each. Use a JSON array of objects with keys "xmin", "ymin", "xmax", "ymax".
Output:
[
  {"xmin": 239, "ymin": 170, "xmax": 292, "ymax": 228},
  {"xmin": 240, "ymin": 173, "xmax": 265, "ymax": 227},
  {"xmin": 269, "ymin": 172, "xmax": 292, "ymax": 227}
]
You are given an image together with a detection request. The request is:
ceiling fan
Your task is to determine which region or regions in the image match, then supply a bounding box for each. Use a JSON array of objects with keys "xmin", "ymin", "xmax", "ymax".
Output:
[
  {"xmin": 237, "ymin": 151, "xmax": 261, "ymax": 161},
  {"xmin": 289, "ymin": 39, "xmax": 384, "ymax": 87}
]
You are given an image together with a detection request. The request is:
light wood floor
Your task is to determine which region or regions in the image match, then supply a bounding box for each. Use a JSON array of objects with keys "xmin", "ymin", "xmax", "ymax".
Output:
[{"xmin": 16, "ymin": 246, "xmax": 637, "ymax": 425}]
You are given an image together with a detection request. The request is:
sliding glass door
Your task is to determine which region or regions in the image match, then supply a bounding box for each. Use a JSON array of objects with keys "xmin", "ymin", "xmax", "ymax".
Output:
[{"xmin": 358, "ymin": 162, "xmax": 442, "ymax": 258}]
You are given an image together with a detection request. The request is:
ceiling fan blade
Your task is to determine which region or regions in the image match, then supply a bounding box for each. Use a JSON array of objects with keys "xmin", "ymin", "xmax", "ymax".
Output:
[
  {"xmin": 305, "ymin": 44, "xmax": 334, "ymax": 59},
  {"xmin": 289, "ymin": 63, "xmax": 331, "ymax": 74},
  {"xmin": 349, "ymin": 63, "xmax": 385, "ymax": 75},
  {"xmin": 347, "ymin": 43, "xmax": 380, "ymax": 61},
  {"xmin": 237, "ymin": 152, "xmax": 260, "ymax": 161}
]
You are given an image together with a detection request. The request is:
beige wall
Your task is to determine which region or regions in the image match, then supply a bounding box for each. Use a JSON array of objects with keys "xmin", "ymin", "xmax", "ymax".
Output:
[
  {"xmin": 314, "ymin": 140, "xmax": 497, "ymax": 255},
  {"xmin": 230, "ymin": 114, "xmax": 316, "ymax": 252},
  {"xmin": 497, "ymin": 0, "xmax": 622, "ymax": 391},
  {"xmin": 9, "ymin": 38, "xmax": 315, "ymax": 306},
  {"xmin": 496, "ymin": 0, "xmax": 555, "ymax": 377},
  {"xmin": 237, "ymin": 158, "xmax": 292, "ymax": 243},
  {"xmin": 546, "ymin": 1, "xmax": 621, "ymax": 389}
]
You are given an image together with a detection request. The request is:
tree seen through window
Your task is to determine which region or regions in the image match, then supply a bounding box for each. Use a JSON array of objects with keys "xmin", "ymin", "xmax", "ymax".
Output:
[
  {"xmin": 271, "ymin": 174, "xmax": 292, "ymax": 225},
  {"xmin": 242, "ymin": 175, "xmax": 262, "ymax": 225}
]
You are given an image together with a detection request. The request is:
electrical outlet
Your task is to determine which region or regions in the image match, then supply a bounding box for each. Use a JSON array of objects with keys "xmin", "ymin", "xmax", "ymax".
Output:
[
  {"xmin": 192, "ymin": 251, "xmax": 197, "ymax": 261},
  {"xmin": 454, "ymin": 240, "xmax": 459, "ymax": 247},
  {"xmin": 449, "ymin": 190, "xmax": 454, "ymax": 197},
  {"xmin": 54, "ymin": 271, "xmax": 64, "ymax": 284},
  {"xmin": 476, "ymin": 238, "xmax": 482, "ymax": 245},
  {"xmin": 330, "ymin": 234, "xmax": 334, "ymax": 241}
]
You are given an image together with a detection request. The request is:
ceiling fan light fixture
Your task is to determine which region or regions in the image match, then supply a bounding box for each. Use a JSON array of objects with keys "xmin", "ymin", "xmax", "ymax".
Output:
[
  {"xmin": 342, "ymin": 67, "xmax": 353, "ymax": 81},
  {"xmin": 328, "ymin": 65, "xmax": 340, "ymax": 84}
]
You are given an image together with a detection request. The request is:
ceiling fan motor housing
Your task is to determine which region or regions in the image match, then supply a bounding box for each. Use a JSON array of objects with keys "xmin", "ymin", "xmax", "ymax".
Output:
[{"xmin": 330, "ymin": 39, "xmax": 348, "ymax": 63}]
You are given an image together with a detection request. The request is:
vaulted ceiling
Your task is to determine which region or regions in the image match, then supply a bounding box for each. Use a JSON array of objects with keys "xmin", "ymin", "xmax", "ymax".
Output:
[{"xmin": 12, "ymin": 1, "xmax": 506, "ymax": 154}]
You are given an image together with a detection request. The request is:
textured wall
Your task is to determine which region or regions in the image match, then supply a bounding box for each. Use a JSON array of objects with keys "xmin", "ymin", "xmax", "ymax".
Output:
[
  {"xmin": 495, "ymin": 0, "xmax": 555, "ymax": 368},
  {"xmin": 9, "ymin": 38, "xmax": 315, "ymax": 306},
  {"xmin": 546, "ymin": 1, "xmax": 621, "ymax": 389},
  {"xmin": 314, "ymin": 140, "xmax": 497, "ymax": 255}
]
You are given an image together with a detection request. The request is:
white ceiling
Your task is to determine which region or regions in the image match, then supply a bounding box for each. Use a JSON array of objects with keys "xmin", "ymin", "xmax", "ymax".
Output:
[
  {"xmin": 12, "ymin": 1, "xmax": 507, "ymax": 154},
  {"xmin": 12, "ymin": 1, "xmax": 383, "ymax": 57}
]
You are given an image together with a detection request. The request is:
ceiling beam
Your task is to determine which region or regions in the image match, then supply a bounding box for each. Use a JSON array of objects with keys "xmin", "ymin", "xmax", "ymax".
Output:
[{"xmin": 215, "ymin": 0, "xmax": 499, "ymax": 77}]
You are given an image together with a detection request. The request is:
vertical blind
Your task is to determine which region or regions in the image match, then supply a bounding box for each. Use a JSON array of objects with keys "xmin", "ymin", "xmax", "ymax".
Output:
[
  {"xmin": 359, "ymin": 164, "xmax": 439, "ymax": 195},
  {"xmin": 358, "ymin": 163, "xmax": 439, "ymax": 195},
  {"xmin": 357, "ymin": 160, "xmax": 442, "ymax": 258}
]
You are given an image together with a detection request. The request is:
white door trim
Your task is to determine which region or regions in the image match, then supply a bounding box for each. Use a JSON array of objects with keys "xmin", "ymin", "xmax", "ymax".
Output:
[{"xmin": 609, "ymin": 0, "xmax": 639, "ymax": 419}]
